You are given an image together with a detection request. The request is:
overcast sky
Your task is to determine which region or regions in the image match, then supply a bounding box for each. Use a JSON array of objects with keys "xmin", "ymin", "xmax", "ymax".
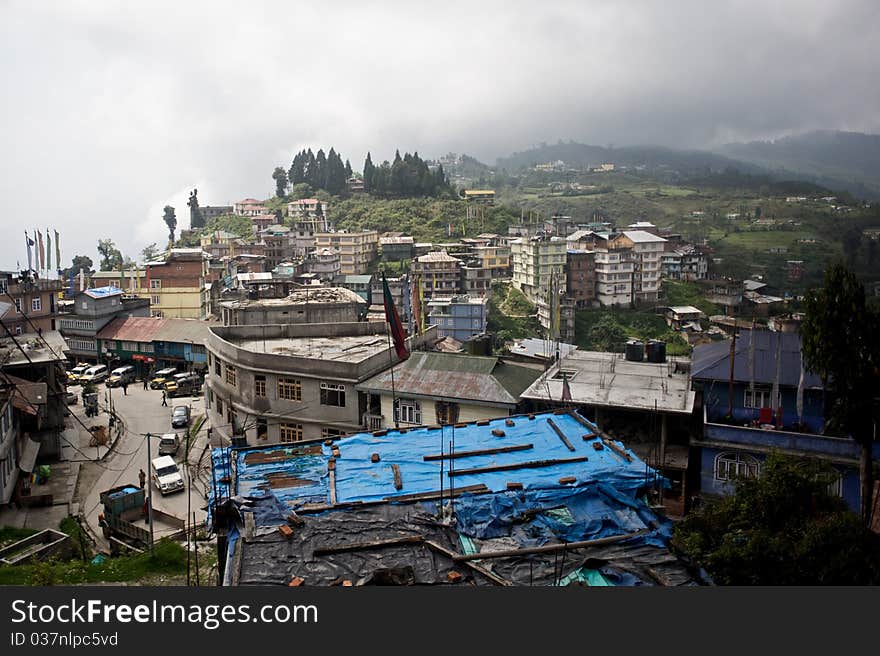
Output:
[{"xmin": 2, "ymin": 0, "xmax": 878, "ymax": 271}]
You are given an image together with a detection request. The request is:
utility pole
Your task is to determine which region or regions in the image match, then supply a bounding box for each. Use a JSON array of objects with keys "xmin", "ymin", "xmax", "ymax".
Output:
[{"xmin": 145, "ymin": 432, "xmax": 154, "ymax": 555}]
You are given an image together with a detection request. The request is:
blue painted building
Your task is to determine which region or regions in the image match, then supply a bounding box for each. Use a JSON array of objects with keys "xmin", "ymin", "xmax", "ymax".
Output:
[
  {"xmin": 691, "ymin": 330, "xmax": 879, "ymax": 512},
  {"xmin": 426, "ymin": 295, "xmax": 488, "ymax": 343}
]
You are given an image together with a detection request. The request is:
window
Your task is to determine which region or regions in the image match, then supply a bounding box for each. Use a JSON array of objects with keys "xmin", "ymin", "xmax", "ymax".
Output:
[
  {"xmin": 744, "ymin": 386, "xmax": 776, "ymax": 409},
  {"xmin": 435, "ymin": 401, "xmax": 459, "ymax": 425},
  {"xmin": 225, "ymin": 364, "xmax": 236, "ymax": 386},
  {"xmin": 0, "ymin": 279, "xmax": 6, "ymax": 294},
  {"xmin": 109, "ymin": 280, "xmax": 119, "ymax": 288},
  {"xmin": 254, "ymin": 375, "xmax": 266, "ymax": 397},
  {"xmin": 256, "ymin": 418, "xmax": 268, "ymax": 440},
  {"xmin": 714, "ymin": 452, "xmax": 760, "ymax": 481},
  {"xmin": 278, "ymin": 377, "xmax": 302, "ymax": 401},
  {"xmin": 31, "ymin": 297, "xmax": 41, "ymax": 312},
  {"xmin": 280, "ymin": 423, "xmax": 303, "ymax": 443},
  {"xmin": 150, "ymin": 279, "xmax": 162, "ymax": 289},
  {"xmin": 190, "ymin": 344, "xmax": 205, "ymax": 355},
  {"xmin": 15, "ymin": 325, "xmax": 23, "ymax": 335},
  {"xmin": 394, "ymin": 398, "xmax": 422, "ymax": 425},
  {"xmin": 151, "ymin": 295, "xmax": 160, "ymax": 306},
  {"xmin": 320, "ymin": 383, "xmax": 345, "ymax": 407},
  {"xmin": 216, "ymin": 397, "xmax": 223, "ymax": 415},
  {"xmin": 321, "ymin": 427, "xmax": 345, "ymax": 439},
  {"xmin": 214, "ymin": 358, "xmax": 221, "ymax": 377},
  {"xmin": 14, "ymin": 299, "xmax": 22, "ymax": 313}
]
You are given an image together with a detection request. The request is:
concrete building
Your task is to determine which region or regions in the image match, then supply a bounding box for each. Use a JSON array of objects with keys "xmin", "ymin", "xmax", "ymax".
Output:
[
  {"xmin": 97, "ymin": 316, "xmax": 215, "ymax": 376},
  {"xmin": 204, "ymin": 322, "xmax": 437, "ymax": 444},
  {"xmin": 565, "ymin": 249, "xmax": 596, "ymax": 307},
  {"xmin": 690, "ymin": 331, "xmax": 879, "ymax": 514},
  {"xmin": 233, "ymin": 198, "xmax": 267, "ymax": 217},
  {"xmin": 700, "ymin": 278, "xmax": 744, "ymax": 315},
  {"xmin": 218, "ymin": 287, "xmax": 366, "ymax": 326},
  {"xmin": 305, "ymin": 247, "xmax": 340, "ymax": 282},
  {"xmin": 521, "ymin": 348, "xmax": 697, "ymax": 515},
  {"xmin": 379, "ymin": 236, "xmax": 415, "ymax": 262},
  {"xmin": 314, "ymin": 231, "xmax": 378, "ymax": 276},
  {"xmin": 0, "ymin": 272, "xmax": 64, "ymax": 335},
  {"xmin": 356, "ymin": 351, "xmax": 541, "ymax": 429},
  {"xmin": 143, "ymin": 249, "xmax": 211, "ymax": 319},
  {"xmin": 425, "ymin": 295, "xmax": 487, "ymax": 343},
  {"xmin": 250, "ymin": 213, "xmax": 277, "ymax": 235},
  {"xmin": 201, "ymin": 205, "xmax": 233, "ymax": 223},
  {"xmin": 0, "ymin": 330, "xmax": 69, "ymax": 470},
  {"xmin": 593, "ymin": 237, "xmax": 634, "ymax": 307},
  {"xmin": 336, "ymin": 275, "xmax": 373, "ymax": 303},
  {"xmin": 260, "ymin": 225, "xmax": 297, "ymax": 272},
  {"xmin": 510, "ymin": 234, "xmax": 567, "ymax": 305},
  {"xmin": 369, "ymin": 276, "xmax": 411, "ymax": 328},
  {"xmin": 661, "ymin": 245, "xmax": 708, "ymax": 281},
  {"xmin": 411, "ymin": 251, "xmax": 463, "ymax": 299},
  {"xmin": 622, "ymin": 230, "xmax": 666, "ymax": 305},
  {"xmin": 59, "ymin": 287, "xmax": 150, "ymax": 363}
]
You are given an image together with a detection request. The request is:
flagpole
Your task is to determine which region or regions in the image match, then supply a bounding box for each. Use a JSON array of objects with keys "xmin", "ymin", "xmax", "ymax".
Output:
[{"xmin": 385, "ymin": 326, "xmax": 399, "ymax": 430}]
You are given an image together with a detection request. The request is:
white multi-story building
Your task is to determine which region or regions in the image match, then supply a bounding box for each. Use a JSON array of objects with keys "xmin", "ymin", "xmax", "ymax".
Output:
[
  {"xmin": 623, "ymin": 230, "xmax": 667, "ymax": 305},
  {"xmin": 510, "ymin": 234, "xmax": 567, "ymax": 305},
  {"xmin": 593, "ymin": 241, "xmax": 634, "ymax": 307},
  {"xmin": 314, "ymin": 230, "xmax": 378, "ymax": 276}
]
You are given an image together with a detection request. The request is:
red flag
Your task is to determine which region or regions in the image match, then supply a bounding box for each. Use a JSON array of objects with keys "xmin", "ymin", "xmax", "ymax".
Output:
[
  {"xmin": 383, "ymin": 273, "xmax": 408, "ymax": 360},
  {"xmin": 561, "ymin": 371, "xmax": 572, "ymax": 403}
]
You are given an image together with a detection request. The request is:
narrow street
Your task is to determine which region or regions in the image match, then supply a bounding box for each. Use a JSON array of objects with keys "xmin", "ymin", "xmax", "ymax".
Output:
[{"xmin": 74, "ymin": 382, "xmax": 212, "ymax": 551}]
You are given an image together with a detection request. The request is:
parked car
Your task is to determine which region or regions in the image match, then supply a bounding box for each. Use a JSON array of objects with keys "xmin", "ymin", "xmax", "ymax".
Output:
[
  {"xmin": 171, "ymin": 405, "xmax": 191, "ymax": 429},
  {"xmin": 150, "ymin": 367, "xmax": 178, "ymax": 390},
  {"xmin": 151, "ymin": 456, "xmax": 184, "ymax": 495},
  {"xmin": 67, "ymin": 363, "xmax": 90, "ymax": 385},
  {"xmin": 64, "ymin": 391, "xmax": 78, "ymax": 405},
  {"xmin": 165, "ymin": 372, "xmax": 202, "ymax": 398},
  {"xmin": 79, "ymin": 364, "xmax": 109, "ymax": 385},
  {"xmin": 158, "ymin": 432, "xmax": 181, "ymax": 456},
  {"xmin": 106, "ymin": 365, "xmax": 136, "ymax": 388}
]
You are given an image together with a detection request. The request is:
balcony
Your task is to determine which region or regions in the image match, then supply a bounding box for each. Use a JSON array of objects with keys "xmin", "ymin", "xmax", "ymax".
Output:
[
  {"xmin": 363, "ymin": 413, "xmax": 383, "ymax": 431},
  {"xmin": 699, "ymin": 408, "xmax": 880, "ymax": 462}
]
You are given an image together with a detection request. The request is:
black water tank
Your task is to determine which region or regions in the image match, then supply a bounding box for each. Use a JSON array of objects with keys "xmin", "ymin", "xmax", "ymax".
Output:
[
  {"xmin": 625, "ymin": 339, "xmax": 644, "ymax": 362},
  {"xmin": 647, "ymin": 339, "xmax": 666, "ymax": 363}
]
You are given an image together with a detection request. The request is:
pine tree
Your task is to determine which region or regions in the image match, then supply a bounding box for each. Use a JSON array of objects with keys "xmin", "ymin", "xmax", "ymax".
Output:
[{"xmin": 363, "ymin": 152, "xmax": 375, "ymax": 193}]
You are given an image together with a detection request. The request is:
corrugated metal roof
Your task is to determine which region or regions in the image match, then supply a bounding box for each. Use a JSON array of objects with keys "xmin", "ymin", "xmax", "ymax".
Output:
[
  {"xmin": 357, "ymin": 351, "xmax": 540, "ymax": 405},
  {"xmin": 691, "ymin": 330, "xmax": 823, "ymax": 388},
  {"xmin": 622, "ymin": 230, "xmax": 666, "ymax": 243},
  {"xmin": 153, "ymin": 319, "xmax": 217, "ymax": 344},
  {"xmin": 97, "ymin": 316, "xmax": 167, "ymax": 342}
]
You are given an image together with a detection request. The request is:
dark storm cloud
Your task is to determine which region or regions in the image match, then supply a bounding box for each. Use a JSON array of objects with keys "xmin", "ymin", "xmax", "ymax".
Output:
[{"xmin": 1, "ymin": 0, "xmax": 877, "ymax": 268}]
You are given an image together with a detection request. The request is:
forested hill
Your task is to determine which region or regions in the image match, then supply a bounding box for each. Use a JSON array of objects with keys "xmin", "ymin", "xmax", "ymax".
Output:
[
  {"xmin": 714, "ymin": 130, "xmax": 880, "ymax": 199},
  {"xmin": 495, "ymin": 142, "xmax": 762, "ymax": 176}
]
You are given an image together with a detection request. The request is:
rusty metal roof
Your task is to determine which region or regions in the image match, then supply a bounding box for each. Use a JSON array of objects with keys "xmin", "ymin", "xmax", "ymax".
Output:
[
  {"xmin": 357, "ymin": 351, "xmax": 540, "ymax": 406},
  {"xmin": 97, "ymin": 317, "xmax": 167, "ymax": 342}
]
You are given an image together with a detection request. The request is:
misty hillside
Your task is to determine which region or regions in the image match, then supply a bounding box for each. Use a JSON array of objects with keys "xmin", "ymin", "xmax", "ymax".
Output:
[
  {"xmin": 496, "ymin": 142, "xmax": 765, "ymax": 177},
  {"xmin": 714, "ymin": 130, "xmax": 880, "ymax": 198}
]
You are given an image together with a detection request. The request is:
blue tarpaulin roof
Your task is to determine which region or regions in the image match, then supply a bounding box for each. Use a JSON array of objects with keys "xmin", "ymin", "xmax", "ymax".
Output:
[{"xmin": 209, "ymin": 411, "xmax": 657, "ymax": 521}]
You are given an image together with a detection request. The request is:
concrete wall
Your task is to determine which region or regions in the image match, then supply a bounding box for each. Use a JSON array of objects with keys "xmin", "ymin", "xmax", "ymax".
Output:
[
  {"xmin": 225, "ymin": 302, "xmax": 363, "ymax": 326},
  {"xmin": 206, "ymin": 323, "xmax": 437, "ymax": 444}
]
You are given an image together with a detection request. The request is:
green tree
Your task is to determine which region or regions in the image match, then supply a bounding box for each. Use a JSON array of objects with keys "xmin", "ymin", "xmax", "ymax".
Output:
[
  {"xmin": 163, "ymin": 205, "xmax": 177, "ymax": 244},
  {"xmin": 96, "ymin": 239, "xmax": 123, "ymax": 271},
  {"xmin": 62, "ymin": 255, "xmax": 94, "ymax": 282},
  {"xmin": 588, "ymin": 315, "xmax": 627, "ymax": 351},
  {"xmin": 289, "ymin": 182, "xmax": 313, "ymax": 200},
  {"xmin": 800, "ymin": 262, "xmax": 880, "ymax": 525},
  {"xmin": 141, "ymin": 243, "xmax": 159, "ymax": 262},
  {"xmin": 272, "ymin": 167, "xmax": 288, "ymax": 198},
  {"xmin": 673, "ymin": 452, "xmax": 880, "ymax": 584}
]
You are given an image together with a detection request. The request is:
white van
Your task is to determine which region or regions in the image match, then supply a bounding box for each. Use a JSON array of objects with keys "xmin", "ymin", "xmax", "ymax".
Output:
[
  {"xmin": 79, "ymin": 364, "xmax": 109, "ymax": 384},
  {"xmin": 106, "ymin": 365, "xmax": 136, "ymax": 388},
  {"xmin": 151, "ymin": 456, "xmax": 184, "ymax": 495}
]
